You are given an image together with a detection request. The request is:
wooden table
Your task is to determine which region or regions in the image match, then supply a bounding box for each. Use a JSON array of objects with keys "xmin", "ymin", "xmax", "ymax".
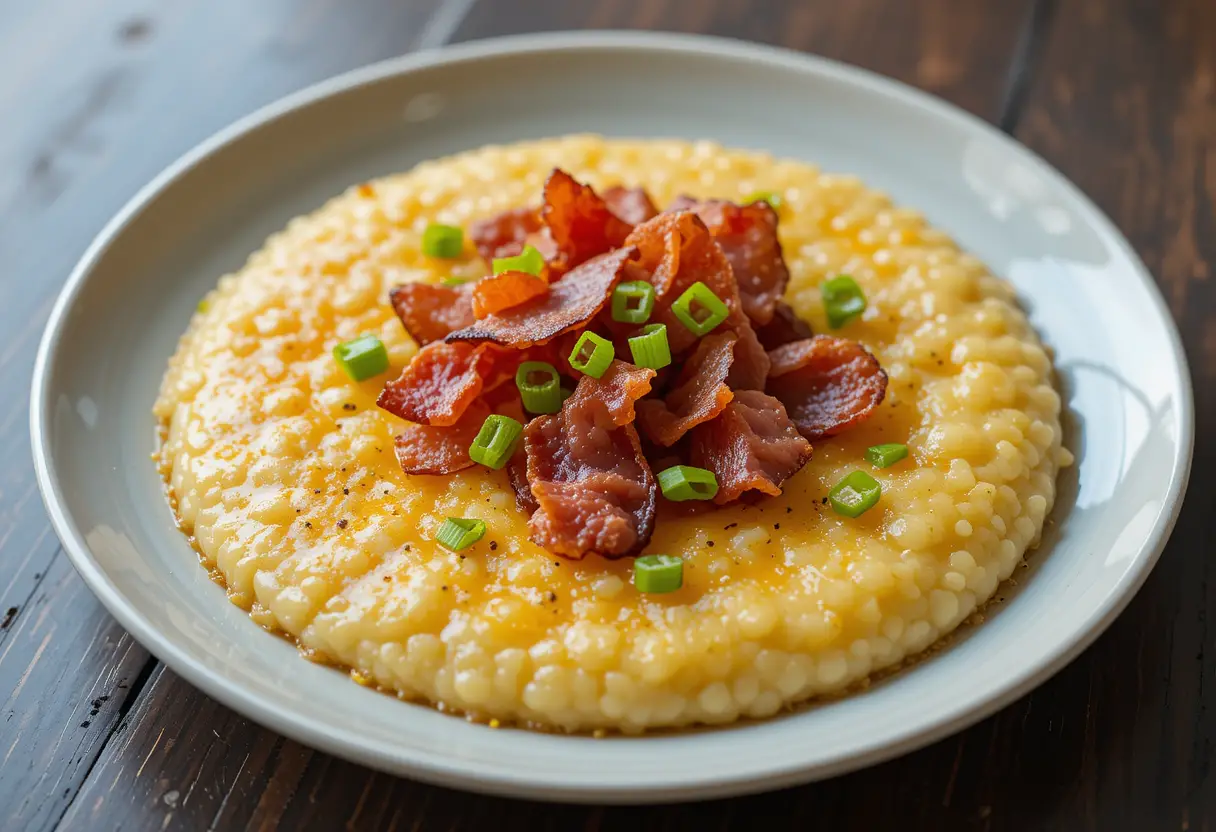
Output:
[{"xmin": 1, "ymin": 0, "xmax": 1212, "ymax": 828}]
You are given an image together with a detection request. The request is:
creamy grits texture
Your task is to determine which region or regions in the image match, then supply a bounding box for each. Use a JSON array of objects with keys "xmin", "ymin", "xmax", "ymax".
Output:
[{"xmin": 155, "ymin": 136, "xmax": 1072, "ymax": 732}]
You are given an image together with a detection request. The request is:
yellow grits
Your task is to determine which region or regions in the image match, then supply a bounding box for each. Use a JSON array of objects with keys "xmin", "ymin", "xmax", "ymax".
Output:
[{"xmin": 155, "ymin": 136, "xmax": 1072, "ymax": 732}]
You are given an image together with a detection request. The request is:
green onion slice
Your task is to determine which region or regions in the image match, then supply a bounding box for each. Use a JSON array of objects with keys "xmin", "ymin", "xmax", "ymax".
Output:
[
  {"xmin": 422, "ymin": 223, "xmax": 464, "ymax": 259},
  {"xmin": 628, "ymin": 323, "xmax": 672, "ymax": 369},
  {"xmin": 634, "ymin": 555, "xmax": 683, "ymax": 594},
  {"xmin": 822, "ymin": 275, "xmax": 867, "ymax": 329},
  {"xmin": 492, "ymin": 244, "xmax": 545, "ymax": 277},
  {"xmin": 515, "ymin": 361, "xmax": 562, "ymax": 414},
  {"xmin": 657, "ymin": 465, "xmax": 719, "ymax": 502},
  {"xmin": 468, "ymin": 414, "xmax": 523, "ymax": 470},
  {"xmin": 828, "ymin": 471, "xmax": 882, "ymax": 518},
  {"xmin": 568, "ymin": 331, "xmax": 614, "ymax": 378},
  {"xmin": 332, "ymin": 334, "xmax": 389, "ymax": 381},
  {"xmin": 611, "ymin": 280, "xmax": 656, "ymax": 324},
  {"xmin": 671, "ymin": 281, "xmax": 729, "ymax": 337},
  {"xmin": 865, "ymin": 443, "xmax": 908, "ymax": 469},
  {"xmin": 436, "ymin": 517, "xmax": 486, "ymax": 551},
  {"xmin": 441, "ymin": 276, "xmax": 471, "ymax": 286},
  {"xmin": 745, "ymin": 190, "xmax": 783, "ymax": 210}
]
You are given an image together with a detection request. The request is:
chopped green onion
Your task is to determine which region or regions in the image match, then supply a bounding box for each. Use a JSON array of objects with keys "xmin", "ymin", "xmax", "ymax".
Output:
[
  {"xmin": 822, "ymin": 275, "xmax": 867, "ymax": 329},
  {"xmin": 436, "ymin": 517, "xmax": 486, "ymax": 551},
  {"xmin": 493, "ymin": 244, "xmax": 545, "ymax": 277},
  {"xmin": 468, "ymin": 414, "xmax": 523, "ymax": 470},
  {"xmin": 611, "ymin": 281, "xmax": 656, "ymax": 324},
  {"xmin": 197, "ymin": 298, "xmax": 210, "ymax": 313},
  {"xmin": 332, "ymin": 334, "xmax": 389, "ymax": 381},
  {"xmin": 671, "ymin": 281, "xmax": 729, "ymax": 337},
  {"xmin": 515, "ymin": 361, "xmax": 562, "ymax": 414},
  {"xmin": 865, "ymin": 443, "xmax": 908, "ymax": 469},
  {"xmin": 634, "ymin": 555, "xmax": 683, "ymax": 594},
  {"xmin": 657, "ymin": 465, "xmax": 719, "ymax": 502},
  {"xmin": 628, "ymin": 323, "xmax": 671, "ymax": 369},
  {"xmin": 422, "ymin": 223, "xmax": 464, "ymax": 259},
  {"xmin": 568, "ymin": 331, "xmax": 614, "ymax": 378},
  {"xmin": 829, "ymin": 471, "xmax": 882, "ymax": 518},
  {"xmin": 441, "ymin": 276, "xmax": 471, "ymax": 286},
  {"xmin": 745, "ymin": 190, "xmax": 783, "ymax": 210}
]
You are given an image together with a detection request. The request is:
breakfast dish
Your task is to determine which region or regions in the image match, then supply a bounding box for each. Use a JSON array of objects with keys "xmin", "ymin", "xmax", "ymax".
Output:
[{"xmin": 155, "ymin": 135, "xmax": 1071, "ymax": 733}]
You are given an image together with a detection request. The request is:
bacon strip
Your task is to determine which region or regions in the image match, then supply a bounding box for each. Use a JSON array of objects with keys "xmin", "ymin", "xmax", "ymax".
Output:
[
  {"xmin": 669, "ymin": 197, "xmax": 790, "ymax": 326},
  {"xmin": 603, "ymin": 185, "xmax": 659, "ymax": 225},
  {"xmin": 377, "ymin": 341, "xmax": 496, "ymax": 426},
  {"xmin": 754, "ymin": 300, "xmax": 814, "ymax": 350},
  {"xmin": 392, "ymin": 400, "xmax": 488, "ymax": 475},
  {"xmin": 522, "ymin": 361, "xmax": 657, "ymax": 559},
  {"xmin": 636, "ymin": 332, "xmax": 735, "ymax": 447},
  {"xmin": 543, "ymin": 169, "xmax": 633, "ymax": 272},
  {"xmin": 471, "ymin": 270, "xmax": 548, "ymax": 318},
  {"xmin": 766, "ymin": 336, "xmax": 888, "ymax": 439},
  {"xmin": 469, "ymin": 206, "xmax": 543, "ymax": 263},
  {"xmin": 389, "ymin": 282, "xmax": 475, "ymax": 346},
  {"xmin": 625, "ymin": 211, "xmax": 770, "ymax": 388},
  {"xmin": 689, "ymin": 390, "xmax": 813, "ymax": 504},
  {"xmin": 446, "ymin": 247, "xmax": 634, "ymax": 347}
]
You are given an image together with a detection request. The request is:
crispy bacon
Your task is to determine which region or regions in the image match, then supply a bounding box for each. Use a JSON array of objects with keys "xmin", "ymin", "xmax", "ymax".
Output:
[
  {"xmin": 689, "ymin": 390, "xmax": 813, "ymax": 503},
  {"xmin": 389, "ymin": 282, "xmax": 475, "ymax": 346},
  {"xmin": 766, "ymin": 336, "xmax": 888, "ymax": 439},
  {"xmin": 636, "ymin": 332, "xmax": 735, "ymax": 447},
  {"xmin": 377, "ymin": 341, "xmax": 495, "ymax": 426},
  {"xmin": 507, "ymin": 449, "xmax": 538, "ymax": 514},
  {"xmin": 392, "ymin": 400, "xmax": 488, "ymax": 475},
  {"xmin": 603, "ymin": 185, "xmax": 659, "ymax": 225},
  {"xmin": 625, "ymin": 211, "xmax": 770, "ymax": 388},
  {"xmin": 469, "ymin": 206, "xmax": 543, "ymax": 262},
  {"xmin": 754, "ymin": 300, "xmax": 814, "ymax": 350},
  {"xmin": 447, "ymin": 247, "xmax": 634, "ymax": 347},
  {"xmin": 522, "ymin": 361, "xmax": 657, "ymax": 559},
  {"xmin": 543, "ymin": 169, "xmax": 633, "ymax": 272},
  {"xmin": 669, "ymin": 197, "xmax": 790, "ymax": 326},
  {"xmin": 471, "ymin": 270, "xmax": 548, "ymax": 318},
  {"xmin": 569, "ymin": 360, "xmax": 656, "ymax": 426}
]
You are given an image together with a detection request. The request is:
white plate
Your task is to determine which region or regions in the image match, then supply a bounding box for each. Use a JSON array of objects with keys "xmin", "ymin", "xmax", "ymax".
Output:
[{"xmin": 31, "ymin": 32, "xmax": 1192, "ymax": 803}]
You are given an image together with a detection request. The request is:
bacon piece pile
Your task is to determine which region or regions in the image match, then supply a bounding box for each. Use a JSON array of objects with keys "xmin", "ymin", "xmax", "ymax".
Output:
[{"xmin": 379, "ymin": 169, "xmax": 888, "ymax": 558}]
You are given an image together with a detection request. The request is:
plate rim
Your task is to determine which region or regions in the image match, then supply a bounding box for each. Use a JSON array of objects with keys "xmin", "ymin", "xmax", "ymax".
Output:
[{"xmin": 30, "ymin": 30, "xmax": 1195, "ymax": 802}]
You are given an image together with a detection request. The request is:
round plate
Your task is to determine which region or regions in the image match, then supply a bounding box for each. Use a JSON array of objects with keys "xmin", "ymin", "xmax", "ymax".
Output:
[{"xmin": 31, "ymin": 32, "xmax": 1192, "ymax": 803}]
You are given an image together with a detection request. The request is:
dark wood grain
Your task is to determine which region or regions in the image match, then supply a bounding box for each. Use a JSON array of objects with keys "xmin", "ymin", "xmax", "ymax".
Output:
[
  {"xmin": 44, "ymin": 1, "xmax": 1046, "ymax": 830},
  {"xmin": 0, "ymin": 0, "xmax": 448, "ymax": 829},
  {"xmin": 6, "ymin": 0, "xmax": 1213, "ymax": 829}
]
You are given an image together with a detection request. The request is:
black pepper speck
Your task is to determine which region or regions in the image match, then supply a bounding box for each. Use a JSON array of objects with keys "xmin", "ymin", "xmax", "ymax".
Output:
[{"xmin": 337, "ymin": 519, "xmax": 348, "ymax": 529}]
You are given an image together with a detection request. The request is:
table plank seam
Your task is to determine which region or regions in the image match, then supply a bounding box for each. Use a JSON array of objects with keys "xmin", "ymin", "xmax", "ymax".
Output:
[
  {"xmin": 49, "ymin": 655, "xmax": 160, "ymax": 830},
  {"xmin": 996, "ymin": 0, "xmax": 1060, "ymax": 134}
]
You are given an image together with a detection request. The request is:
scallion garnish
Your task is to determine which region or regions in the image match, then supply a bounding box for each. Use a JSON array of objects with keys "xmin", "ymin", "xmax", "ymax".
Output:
[
  {"xmin": 611, "ymin": 280, "xmax": 656, "ymax": 324},
  {"xmin": 436, "ymin": 517, "xmax": 486, "ymax": 551},
  {"xmin": 568, "ymin": 331, "xmax": 614, "ymax": 378},
  {"xmin": 492, "ymin": 244, "xmax": 545, "ymax": 277},
  {"xmin": 828, "ymin": 471, "xmax": 882, "ymax": 517},
  {"xmin": 468, "ymin": 414, "xmax": 523, "ymax": 470},
  {"xmin": 633, "ymin": 555, "xmax": 683, "ymax": 594},
  {"xmin": 422, "ymin": 223, "xmax": 464, "ymax": 259},
  {"xmin": 822, "ymin": 275, "xmax": 867, "ymax": 329},
  {"xmin": 627, "ymin": 323, "xmax": 671, "ymax": 369},
  {"xmin": 865, "ymin": 443, "xmax": 908, "ymax": 469},
  {"xmin": 671, "ymin": 281, "xmax": 729, "ymax": 337},
  {"xmin": 332, "ymin": 334, "xmax": 389, "ymax": 381},
  {"xmin": 657, "ymin": 465, "xmax": 718, "ymax": 502},
  {"xmin": 515, "ymin": 361, "xmax": 562, "ymax": 414}
]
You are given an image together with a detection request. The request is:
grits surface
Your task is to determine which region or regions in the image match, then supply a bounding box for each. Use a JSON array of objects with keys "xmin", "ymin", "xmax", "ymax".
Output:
[{"xmin": 155, "ymin": 136, "xmax": 1071, "ymax": 732}]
